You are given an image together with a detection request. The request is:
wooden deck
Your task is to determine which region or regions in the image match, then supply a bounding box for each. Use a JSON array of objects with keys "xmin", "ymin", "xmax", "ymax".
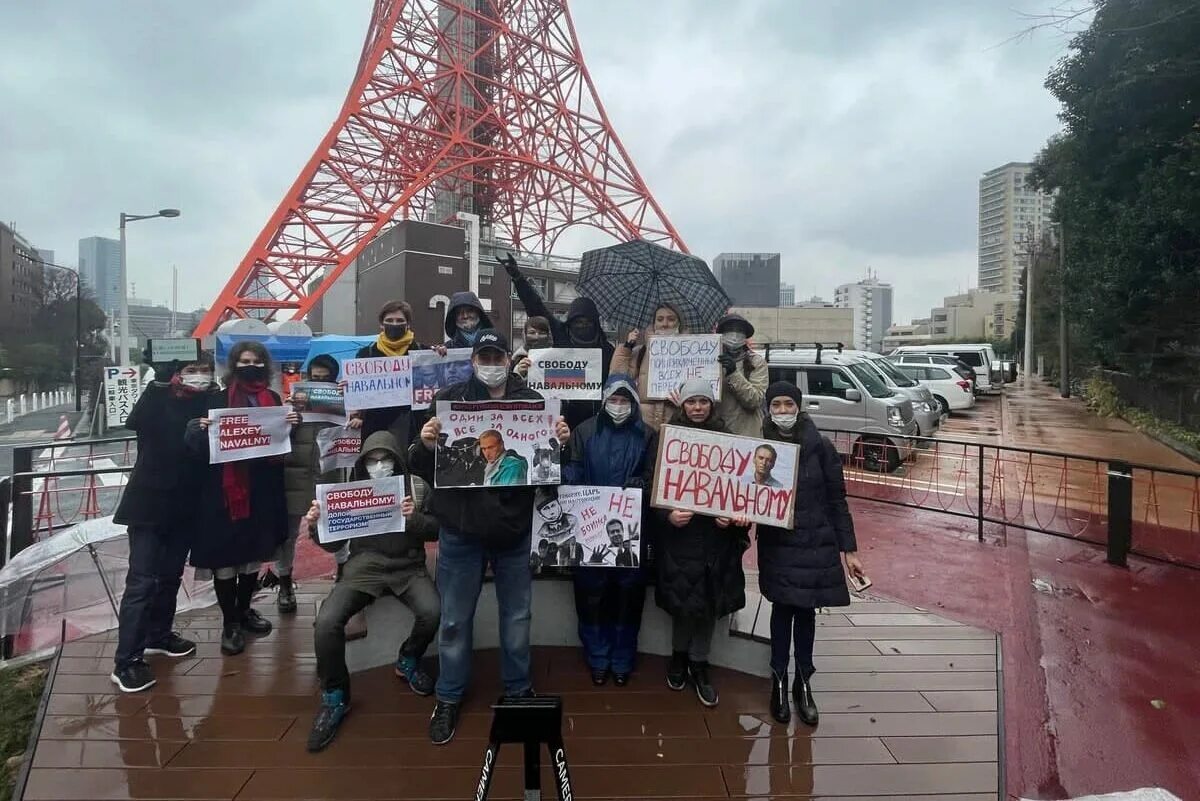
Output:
[{"xmin": 18, "ymin": 583, "xmax": 1001, "ymax": 800}]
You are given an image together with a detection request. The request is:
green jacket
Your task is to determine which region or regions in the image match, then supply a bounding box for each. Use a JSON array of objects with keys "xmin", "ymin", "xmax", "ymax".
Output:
[{"xmin": 485, "ymin": 452, "xmax": 529, "ymax": 486}]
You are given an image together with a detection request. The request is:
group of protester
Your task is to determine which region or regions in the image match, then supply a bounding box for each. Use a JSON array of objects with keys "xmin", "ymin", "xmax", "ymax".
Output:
[{"xmin": 110, "ymin": 254, "xmax": 866, "ymax": 754}]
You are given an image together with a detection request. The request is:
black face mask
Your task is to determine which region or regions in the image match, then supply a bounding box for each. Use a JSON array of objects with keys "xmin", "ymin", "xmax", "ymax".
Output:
[
  {"xmin": 383, "ymin": 323, "xmax": 408, "ymax": 340},
  {"xmin": 569, "ymin": 320, "xmax": 598, "ymax": 344},
  {"xmin": 235, "ymin": 364, "xmax": 267, "ymax": 383}
]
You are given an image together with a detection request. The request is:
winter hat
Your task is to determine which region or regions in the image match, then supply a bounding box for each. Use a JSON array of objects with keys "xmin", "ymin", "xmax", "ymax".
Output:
[
  {"xmin": 678, "ymin": 377, "xmax": 715, "ymax": 403},
  {"xmin": 715, "ymin": 312, "xmax": 755, "ymax": 338},
  {"xmin": 764, "ymin": 381, "xmax": 803, "ymax": 409}
]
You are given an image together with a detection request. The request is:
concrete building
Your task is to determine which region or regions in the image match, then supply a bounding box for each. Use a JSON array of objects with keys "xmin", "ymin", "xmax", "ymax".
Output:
[
  {"xmin": 796, "ymin": 295, "xmax": 833, "ymax": 308},
  {"xmin": 978, "ymin": 162, "xmax": 1054, "ymax": 296},
  {"xmin": 36, "ymin": 249, "xmax": 55, "ymax": 267},
  {"xmin": 834, "ymin": 275, "xmax": 893, "ymax": 353},
  {"xmin": 882, "ymin": 320, "xmax": 933, "ymax": 351},
  {"xmin": 731, "ymin": 305, "xmax": 853, "ymax": 347},
  {"xmin": 0, "ymin": 222, "xmax": 45, "ymax": 332},
  {"xmin": 929, "ymin": 289, "xmax": 1015, "ymax": 341},
  {"xmin": 713, "ymin": 253, "xmax": 780, "ymax": 307},
  {"xmin": 125, "ymin": 304, "xmax": 202, "ymax": 351},
  {"xmin": 78, "ymin": 236, "xmax": 121, "ymax": 314},
  {"xmin": 779, "ymin": 282, "xmax": 795, "ymax": 306}
]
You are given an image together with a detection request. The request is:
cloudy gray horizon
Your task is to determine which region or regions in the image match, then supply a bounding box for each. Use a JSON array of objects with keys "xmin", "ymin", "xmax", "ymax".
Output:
[{"xmin": 0, "ymin": 1, "xmax": 1072, "ymax": 325}]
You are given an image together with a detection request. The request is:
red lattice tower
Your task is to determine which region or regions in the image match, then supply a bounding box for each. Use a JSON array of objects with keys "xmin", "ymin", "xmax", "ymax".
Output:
[{"xmin": 197, "ymin": 0, "xmax": 685, "ymax": 332}]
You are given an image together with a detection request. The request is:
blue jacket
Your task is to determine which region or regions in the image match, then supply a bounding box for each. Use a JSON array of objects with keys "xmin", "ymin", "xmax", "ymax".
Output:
[{"xmin": 563, "ymin": 374, "xmax": 652, "ymax": 489}]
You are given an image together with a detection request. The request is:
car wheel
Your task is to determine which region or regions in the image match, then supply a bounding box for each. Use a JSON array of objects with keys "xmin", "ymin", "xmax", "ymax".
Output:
[
  {"xmin": 854, "ymin": 437, "xmax": 900, "ymax": 473},
  {"xmin": 933, "ymin": 395, "xmax": 950, "ymax": 416}
]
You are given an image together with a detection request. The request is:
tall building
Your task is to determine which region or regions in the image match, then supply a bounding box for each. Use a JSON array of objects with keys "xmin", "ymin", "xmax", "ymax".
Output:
[
  {"xmin": 1, "ymin": 222, "xmax": 46, "ymax": 332},
  {"xmin": 779, "ymin": 282, "xmax": 795, "ymax": 306},
  {"xmin": 713, "ymin": 252, "xmax": 780, "ymax": 307},
  {"xmin": 78, "ymin": 236, "xmax": 121, "ymax": 314},
  {"xmin": 834, "ymin": 275, "xmax": 894, "ymax": 353},
  {"xmin": 36, "ymin": 249, "xmax": 55, "ymax": 267},
  {"xmin": 978, "ymin": 162, "xmax": 1054, "ymax": 295}
]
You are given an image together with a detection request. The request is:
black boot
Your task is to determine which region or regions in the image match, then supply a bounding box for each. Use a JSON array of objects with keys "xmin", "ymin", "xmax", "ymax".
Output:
[
  {"xmin": 237, "ymin": 573, "xmax": 272, "ymax": 635},
  {"xmin": 688, "ymin": 661, "xmax": 718, "ymax": 707},
  {"xmin": 666, "ymin": 651, "xmax": 688, "ymax": 691},
  {"xmin": 277, "ymin": 575, "xmax": 297, "ymax": 614},
  {"xmin": 214, "ymin": 577, "xmax": 245, "ymax": 656},
  {"xmin": 793, "ymin": 673, "xmax": 819, "ymax": 726},
  {"xmin": 770, "ymin": 671, "xmax": 791, "ymax": 724}
]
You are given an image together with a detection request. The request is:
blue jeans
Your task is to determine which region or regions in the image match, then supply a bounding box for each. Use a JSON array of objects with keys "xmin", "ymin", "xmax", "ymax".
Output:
[
  {"xmin": 435, "ymin": 527, "xmax": 532, "ymax": 703},
  {"xmin": 573, "ymin": 566, "xmax": 645, "ymax": 674}
]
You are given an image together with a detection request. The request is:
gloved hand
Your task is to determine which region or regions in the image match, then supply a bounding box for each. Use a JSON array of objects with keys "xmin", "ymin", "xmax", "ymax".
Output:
[
  {"xmin": 498, "ymin": 253, "xmax": 521, "ymax": 279},
  {"xmin": 719, "ymin": 352, "xmax": 737, "ymax": 376},
  {"xmin": 623, "ymin": 477, "xmax": 645, "ymax": 490}
]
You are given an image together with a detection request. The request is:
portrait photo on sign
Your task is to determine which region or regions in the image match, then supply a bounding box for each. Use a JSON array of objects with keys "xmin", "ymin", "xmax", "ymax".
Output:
[
  {"xmin": 529, "ymin": 486, "xmax": 642, "ymax": 570},
  {"xmin": 433, "ymin": 399, "xmax": 562, "ymax": 488}
]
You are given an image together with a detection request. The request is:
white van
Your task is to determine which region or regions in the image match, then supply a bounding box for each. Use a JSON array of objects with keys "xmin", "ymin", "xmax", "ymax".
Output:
[{"xmin": 889, "ymin": 344, "xmax": 997, "ymax": 393}]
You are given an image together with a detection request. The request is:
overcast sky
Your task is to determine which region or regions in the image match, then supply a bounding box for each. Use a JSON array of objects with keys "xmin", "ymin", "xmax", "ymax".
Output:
[{"xmin": 0, "ymin": 1, "xmax": 1072, "ymax": 323}]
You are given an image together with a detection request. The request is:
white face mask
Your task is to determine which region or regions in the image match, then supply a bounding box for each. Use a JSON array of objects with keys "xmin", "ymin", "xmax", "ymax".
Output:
[
  {"xmin": 475, "ymin": 365, "xmax": 508, "ymax": 388},
  {"xmin": 181, "ymin": 374, "xmax": 211, "ymax": 389},
  {"xmin": 722, "ymin": 332, "xmax": 747, "ymax": 349},
  {"xmin": 365, "ymin": 459, "xmax": 394, "ymax": 479},
  {"xmin": 656, "ymin": 325, "xmax": 679, "ymax": 335},
  {"xmin": 605, "ymin": 400, "xmax": 632, "ymax": 425},
  {"xmin": 771, "ymin": 412, "xmax": 798, "ymax": 431}
]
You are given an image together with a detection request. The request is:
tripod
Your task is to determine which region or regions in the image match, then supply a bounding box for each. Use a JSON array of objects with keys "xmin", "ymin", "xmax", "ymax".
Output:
[{"xmin": 474, "ymin": 695, "xmax": 574, "ymax": 801}]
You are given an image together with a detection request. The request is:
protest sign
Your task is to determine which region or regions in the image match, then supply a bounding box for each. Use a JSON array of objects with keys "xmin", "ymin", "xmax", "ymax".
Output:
[
  {"xmin": 207, "ymin": 406, "xmax": 293, "ymax": 464},
  {"xmin": 343, "ymin": 356, "xmax": 413, "ymax": 411},
  {"xmin": 316, "ymin": 425, "xmax": 362, "ymax": 473},
  {"xmin": 530, "ymin": 486, "xmax": 642, "ymax": 570},
  {"xmin": 411, "ymin": 348, "xmax": 473, "ymax": 410},
  {"xmin": 316, "ymin": 476, "xmax": 405, "ymax": 544},
  {"xmin": 434, "ymin": 399, "xmax": 562, "ymax": 488},
  {"xmin": 645, "ymin": 334, "xmax": 723, "ymax": 400},
  {"xmin": 289, "ymin": 381, "xmax": 347, "ymax": 424},
  {"xmin": 650, "ymin": 425, "xmax": 798, "ymax": 527},
  {"xmin": 525, "ymin": 348, "xmax": 603, "ymax": 400},
  {"xmin": 103, "ymin": 366, "xmax": 142, "ymax": 428},
  {"xmin": 148, "ymin": 338, "xmax": 200, "ymax": 363}
]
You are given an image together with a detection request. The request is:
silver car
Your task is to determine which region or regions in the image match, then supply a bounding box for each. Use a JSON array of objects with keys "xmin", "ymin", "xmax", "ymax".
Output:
[{"xmin": 857, "ymin": 352, "xmax": 941, "ymax": 438}]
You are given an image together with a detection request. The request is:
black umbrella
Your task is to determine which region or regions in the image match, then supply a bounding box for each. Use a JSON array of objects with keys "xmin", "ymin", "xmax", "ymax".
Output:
[{"xmin": 577, "ymin": 240, "xmax": 731, "ymax": 333}]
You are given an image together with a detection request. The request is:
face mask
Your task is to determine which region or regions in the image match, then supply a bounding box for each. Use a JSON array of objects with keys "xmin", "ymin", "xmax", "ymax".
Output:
[
  {"xmin": 383, "ymin": 323, "xmax": 408, "ymax": 340},
  {"xmin": 235, "ymin": 364, "xmax": 267, "ymax": 383},
  {"xmin": 656, "ymin": 325, "xmax": 679, "ymax": 335},
  {"xmin": 181, "ymin": 374, "xmax": 211, "ymax": 390},
  {"xmin": 605, "ymin": 401, "xmax": 632, "ymax": 425},
  {"xmin": 570, "ymin": 321, "xmax": 597, "ymax": 343},
  {"xmin": 722, "ymin": 332, "xmax": 747, "ymax": 349},
  {"xmin": 771, "ymin": 412, "xmax": 798, "ymax": 431},
  {"xmin": 458, "ymin": 314, "xmax": 480, "ymax": 333},
  {"xmin": 476, "ymin": 365, "xmax": 508, "ymax": 388},
  {"xmin": 525, "ymin": 334, "xmax": 550, "ymax": 350},
  {"xmin": 365, "ymin": 459, "xmax": 394, "ymax": 479}
]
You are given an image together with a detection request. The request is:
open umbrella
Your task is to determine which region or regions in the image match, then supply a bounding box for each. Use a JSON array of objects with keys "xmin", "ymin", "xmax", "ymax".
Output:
[{"xmin": 577, "ymin": 240, "xmax": 731, "ymax": 333}]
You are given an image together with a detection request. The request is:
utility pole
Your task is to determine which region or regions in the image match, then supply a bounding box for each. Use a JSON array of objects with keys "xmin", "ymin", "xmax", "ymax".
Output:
[
  {"xmin": 1023, "ymin": 224, "xmax": 1036, "ymax": 391},
  {"xmin": 1058, "ymin": 221, "xmax": 1069, "ymax": 398}
]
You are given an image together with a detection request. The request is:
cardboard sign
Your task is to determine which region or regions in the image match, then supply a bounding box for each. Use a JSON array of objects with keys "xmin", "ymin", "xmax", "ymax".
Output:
[
  {"xmin": 530, "ymin": 486, "xmax": 642, "ymax": 569},
  {"xmin": 645, "ymin": 334, "xmax": 723, "ymax": 400},
  {"xmin": 343, "ymin": 356, "xmax": 413, "ymax": 411},
  {"xmin": 316, "ymin": 425, "xmax": 362, "ymax": 473},
  {"xmin": 148, "ymin": 338, "xmax": 200, "ymax": 363},
  {"xmin": 103, "ymin": 366, "xmax": 142, "ymax": 428},
  {"xmin": 289, "ymin": 381, "xmax": 346, "ymax": 424},
  {"xmin": 525, "ymin": 348, "xmax": 604, "ymax": 400},
  {"xmin": 316, "ymin": 476, "xmax": 405, "ymax": 543},
  {"xmin": 206, "ymin": 406, "xmax": 293, "ymax": 464},
  {"xmin": 434, "ymin": 399, "xmax": 562, "ymax": 488},
  {"xmin": 411, "ymin": 348, "xmax": 473, "ymax": 410},
  {"xmin": 650, "ymin": 425, "xmax": 798, "ymax": 527}
]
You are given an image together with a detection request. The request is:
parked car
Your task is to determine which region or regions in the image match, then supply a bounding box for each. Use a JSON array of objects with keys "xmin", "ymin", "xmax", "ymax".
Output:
[
  {"xmin": 889, "ymin": 345, "xmax": 997, "ymax": 393},
  {"xmin": 854, "ymin": 352, "xmax": 941, "ymax": 437},
  {"xmin": 889, "ymin": 352, "xmax": 976, "ymax": 387},
  {"xmin": 894, "ymin": 363, "xmax": 976, "ymax": 414}
]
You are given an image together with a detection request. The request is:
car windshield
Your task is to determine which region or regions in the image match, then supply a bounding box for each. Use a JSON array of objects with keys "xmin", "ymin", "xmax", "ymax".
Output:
[
  {"xmin": 870, "ymin": 357, "xmax": 915, "ymax": 387},
  {"xmin": 847, "ymin": 362, "xmax": 894, "ymax": 398}
]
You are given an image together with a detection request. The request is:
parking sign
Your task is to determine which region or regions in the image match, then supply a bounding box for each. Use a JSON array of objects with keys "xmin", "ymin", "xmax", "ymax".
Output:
[{"xmin": 104, "ymin": 367, "xmax": 142, "ymax": 428}]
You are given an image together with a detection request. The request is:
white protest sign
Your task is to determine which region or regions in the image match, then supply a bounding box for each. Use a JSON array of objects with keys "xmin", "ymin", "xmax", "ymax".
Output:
[
  {"xmin": 343, "ymin": 356, "xmax": 413, "ymax": 411},
  {"xmin": 316, "ymin": 425, "xmax": 362, "ymax": 473},
  {"xmin": 104, "ymin": 366, "xmax": 142, "ymax": 428},
  {"xmin": 206, "ymin": 406, "xmax": 293, "ymax": 464},
  {"xmin": 651, "ymin": 425, "xmax": 798, "ymax": 527},
  {"xmin": 434, "ymin": 399, "xmax": 562, "ymax": 488},
  {"xmin": 530, "ymin": 486, "xmax": 642, "ymax": 569},
  {"xmin": 645, "ymin": 334, "xmax": 722, "ymax": 400},
  {"xmin": 525, "ymin": 348, "xmax": 603, "ymax": 401},
  {"xmin": 316, "ymin": 476, "xmax": 405, "ymax": 543},
  {"xmin": 148, "ymin": 338, "xmax": 201, "ymax": 363},
  {"xmin": 411, "ymin": 348, "xmax": 474, "ymax": 410}
]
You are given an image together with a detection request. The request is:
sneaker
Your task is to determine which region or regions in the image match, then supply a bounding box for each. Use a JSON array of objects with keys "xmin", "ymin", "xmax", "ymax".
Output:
[
  {"xmin": 277, "ymin": 576, "xmax": 297, "ymax": 614},
  {"xmin": 306, "ymin": 689, "xmax": 350, "ymax": 753},
  {"xmin": 220, "ymin": 625, "xmax": 245, "ymax": 656},
  {"xmin": 612, "ymin": 672, "xmax": 631, "ymax": 687},
  {"xmin": 143, "ymin": 632, "xmax": 196, "ymax": 658},
  {"xmin": 110, "ymin": 660, "xmax": 156, "ymax": 693},
  {"xmin": 689, "ymin": 661, "xmax": 719, "ymax": 707},
  {"xmin": 504, "ymin": 687, "xmax": 535, "ymax": 700},
  {"xmin": 590, "ymin": 669, "xmax": 608, "ymax": 686},
  {"xmin": 429, "ymin": 700, "xmax": 459, "ymax": 745},
  {"xmin": 394, "ymin": 656, "xmax": 435, "ymax": 696},
  {"xmin": 241, "ymin": 608, "xmax": 273, "ymax": 635},
  {"xmin": 666, "ymin": 651, "xmax": 687, "ymax": 691}
]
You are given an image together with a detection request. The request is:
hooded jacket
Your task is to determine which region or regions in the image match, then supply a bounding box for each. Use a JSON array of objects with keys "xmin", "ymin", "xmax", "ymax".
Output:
[
  {"xmin": 443, "ymin": 291, "xmax": 493, "ymax": 349},
  {"xmin": 284, "ymin": 360, "xmax": 344, "ymax": 516},
  {"xmin": 608, "ymin": 302, "xmax": 687, "ymax": 432},
  {"xmin": 408, "ymin": 373, "xmax": 543, "ymax": 549},
  {"xmin": 563, "ymin": 374, "xmax": 653, "ymax": 489}
]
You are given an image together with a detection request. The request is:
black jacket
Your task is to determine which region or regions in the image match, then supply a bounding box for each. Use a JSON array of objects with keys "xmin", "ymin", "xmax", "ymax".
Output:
[
  {"xmin": 651, "ymin": 411, "xmax": 749, "ymax": 621},
  {"xmin": 114, "ymin": 382, "xmax": 219, "ymax": 528},
  {"xmin": 408, "ymin": 374, "xmax": 543, "ymax": 550},
  {"xmin": 354, "ymin": 340, "xmax": 433, "ymax": 447},
  {"xmin": 756, "ymin": 415, "xmax": 857, "ymax": 608}
]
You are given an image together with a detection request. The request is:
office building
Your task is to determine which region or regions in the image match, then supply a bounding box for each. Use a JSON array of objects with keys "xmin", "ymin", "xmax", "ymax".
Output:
[
  {"xmin": 78, "ymin": 236, "xmax": 121, "ymax": 314},
  {"xmin": 978, "ymin": 162, "xmax": 1054, "ymax": 295},
  {"xmin": 882, "ymin": 320, "xmax": 933, "ymax": 351},
  {"xmin": 1, "ymin": 222, "xmax": 46, "ymax": 332},
  {"xmin": 36, "ymin": 249, "xmax": 55, "ymax": 267},
  {"xmin": 126, "ymin": 304, "xmax": 202, "ymax": 351},
  {"xmin": 731, "ymin": 306, "xmax": 853, "ymax": 346},
  {"xmin": 779, "ymin": 282, "xmax": 795, "ymax": 306},
  {"xmin": 713, "ymin": 253, "xmax": 781, "ymax": 307},
  {"xmin": 834, "ymin": 275, "xmax": 894, "ymax": 353}
]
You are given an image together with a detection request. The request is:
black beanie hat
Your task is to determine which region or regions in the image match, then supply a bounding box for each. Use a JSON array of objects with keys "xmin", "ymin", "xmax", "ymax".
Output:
[{"xmin": 765, "ymin": 381, "xmax": 802, "ymax": 409}]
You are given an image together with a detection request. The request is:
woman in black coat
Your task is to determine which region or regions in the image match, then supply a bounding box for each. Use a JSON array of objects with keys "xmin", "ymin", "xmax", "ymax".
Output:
[
  {"xmin": 185, "ymin": 341, "xmax": 298, "ymax": 657},
  {"xmin": 653, "ymin": 378, "xmax": 750, "ymax": 708},
  {"xmin": 110, "ymin": 351, "xmax": 220, "ymax": 693},
  {"xmin": 757, "ymin": 381, "xmax": 866, "ymax": 726}
]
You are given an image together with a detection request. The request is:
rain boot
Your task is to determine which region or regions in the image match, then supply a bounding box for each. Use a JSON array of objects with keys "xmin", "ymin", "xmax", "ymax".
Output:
[
  {"xmin": 793, "ymin": 673, "xmax": 819, "ymax": 726},
  {"xmin": 770, "ymin": 671, "xmax": 791, "ymax": 724}
]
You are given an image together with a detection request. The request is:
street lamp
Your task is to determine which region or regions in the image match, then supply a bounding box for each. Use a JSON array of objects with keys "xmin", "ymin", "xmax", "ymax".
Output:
[
  {"xmin": 119, "ymin": 208, "xmax": 180, "ymax": 366},
  {"xmin": 39, "ymin": 260, "xmax": 83, "ymax": 412}
]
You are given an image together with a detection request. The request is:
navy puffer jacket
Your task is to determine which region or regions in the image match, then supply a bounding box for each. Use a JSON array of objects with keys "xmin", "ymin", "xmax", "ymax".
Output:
[{"xmin": 562, "ymin": 374, "xmax": 651, "ymax": 489}]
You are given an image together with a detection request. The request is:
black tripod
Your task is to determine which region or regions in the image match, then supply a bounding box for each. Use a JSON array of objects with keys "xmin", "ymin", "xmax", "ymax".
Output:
[{"xmin": 474, "ymin": 695, "xmax": 574, "ymax": 801}]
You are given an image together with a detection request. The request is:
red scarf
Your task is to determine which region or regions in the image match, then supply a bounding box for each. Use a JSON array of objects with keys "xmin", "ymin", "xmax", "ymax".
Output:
[{"xmin": 221, "ymin": 380, "xmax": 279, "ymax": 521}]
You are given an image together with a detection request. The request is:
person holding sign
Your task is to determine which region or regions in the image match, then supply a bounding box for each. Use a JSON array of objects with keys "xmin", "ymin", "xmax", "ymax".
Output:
[
  {"xmin": 562, "ymin": 373, "xmax": 655, "ymax": 687},
  {"xmin": 756, "ymin": 381, "xmax": 865, "ymax": 727},
  {"xmin": 511, "ymin": 315, "xmax": 552, "ymax": 377},
  {"xmin": 714, "ymin": 313, "xmax": 769, "ymax": 437},
  {"xmin": 652, "ymin": 378, "xmax": 750, "ymax": 708},
  {"xmin": 302, "ymin": 430, "xmax": 441, "ymax": 753},
  {"xmin": 409, "ymin": 329, "xmax": 571, "ymax": 745},
  {"xmin": 186, "ymin": 341, "xmax": 299, "ymax": 657},
  {"xmin": 109, "ymin": 350, "xmax": 219, "ymax": 693},
  {"xmin": 609, "ymin": 302, "xmax": 689, "ymax": 432}
]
